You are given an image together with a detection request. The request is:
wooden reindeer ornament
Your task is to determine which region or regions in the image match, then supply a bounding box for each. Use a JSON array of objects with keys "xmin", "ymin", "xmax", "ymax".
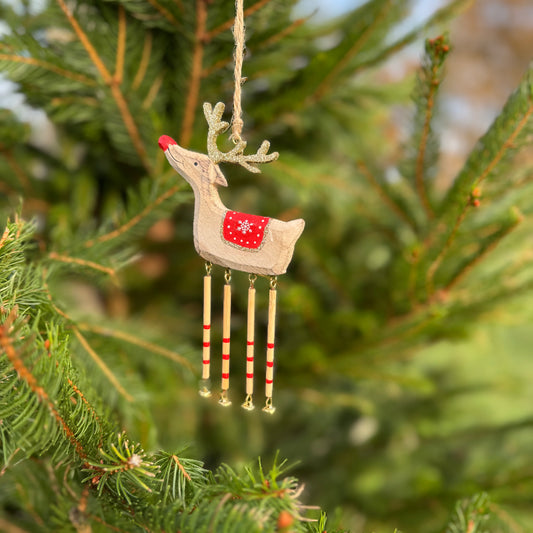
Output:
[{"xmin": 158, "ymin": 103, "xmax": 304, "ymax": 412}]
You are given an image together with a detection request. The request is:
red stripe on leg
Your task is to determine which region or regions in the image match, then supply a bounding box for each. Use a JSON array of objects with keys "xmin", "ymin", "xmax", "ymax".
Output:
[
  {"xmin": 222, "ymin": 373, "xmax": 230, "ymax": 379},
  {"xmin": 246, "ymin": 373, "xmax": 253, "ymax": 379},
  {"xmin": 247, "ymin": 341, "xmax": 254, "ymax": 346},
  {"xmin": 266, "ymin": 361, "xmax": 274, "ymax": 368},
  {"xmin": 222, "ymin": 354, "xmax": 230, "ymax": 360},
  {"xmin": 266, "ymin": 378, "xmax": 273, "ymax": 384},
  {"xmin": 203, "ymin": 342, "xmax": 210, "ymax": 347},
  {"xmin": 222, "ymin": 338, "xmax": 230, "ymax": 343},
  {"xmin": 203, "ymin": 324, "xmax": 211, "ymax": 330},
  {"xmin": 202, "ymin": 360, "xmax": 210, "ymax": 364},
  {"xmin": 246, "ymin": 357, "xmax": 254, "ymax": 362},
  {"xmin": 267, "ymin": 343, "xmax": 275, "ymax": 349}
]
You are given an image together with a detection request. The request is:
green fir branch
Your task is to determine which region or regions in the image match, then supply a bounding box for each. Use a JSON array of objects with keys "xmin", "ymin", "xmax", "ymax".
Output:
[
  {"xmin": 408, "ymin": 35, "xmax": 450, "ymax": 220},
  {"xmin": 2, "ymin": 1, "xmax": 533, "ymax": 531}
]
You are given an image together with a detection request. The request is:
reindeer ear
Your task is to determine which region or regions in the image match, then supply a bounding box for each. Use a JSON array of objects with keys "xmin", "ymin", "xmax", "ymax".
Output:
[{"xmin": 210, "ymin": 164, "xmax": 228, "ymax": 187}]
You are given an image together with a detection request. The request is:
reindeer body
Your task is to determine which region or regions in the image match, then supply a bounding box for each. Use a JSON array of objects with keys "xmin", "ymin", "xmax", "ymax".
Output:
[{"xmin": 159, "ymin": 135, "xmax": 304, "ymax": 276}]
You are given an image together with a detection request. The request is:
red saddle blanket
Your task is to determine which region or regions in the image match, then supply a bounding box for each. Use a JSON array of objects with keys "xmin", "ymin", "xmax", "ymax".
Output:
[{"xmin": 222, "ymin": 211, "xmax": 270, "ymax": 250}]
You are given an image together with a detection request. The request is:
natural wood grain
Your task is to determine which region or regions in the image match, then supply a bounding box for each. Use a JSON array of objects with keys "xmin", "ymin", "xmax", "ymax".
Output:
[
  {"xmin": 159, "ymin": 137, "xmax": 304, "ymax": 276},
  {"xmin": 246, "ymin": 281, "xmax": 256, "ymax": 397},
  {"xmin": 202, "ymin": 272, "xmax": 211, "ymax": 380},
  {"xmin": 220, "ymin": 279, "xmax": 232, "ymax": 403},
  {"xmin": 265, "ymin": 285, "xmax": 276, "ymax": 400}
]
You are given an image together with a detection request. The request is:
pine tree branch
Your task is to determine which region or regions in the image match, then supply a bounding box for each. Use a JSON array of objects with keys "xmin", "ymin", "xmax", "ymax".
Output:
[
  {"xmin": 15, "ymin": 487, "xmax": 45, "ymax": 529},
  {"xmin": 407, "ymin": 249, "xmax": 421, "ymax": 308},
  {"xmin": 0, "ymin": 449, "xmax": 22, "ymax": 477},
  {"xmin": 67, "ymin": 376, "xmax": 104, "ymax": 448},
  {"xmin": 172, "ymin": 454, "xmax": 192, "ymax": 481},
  {"xmin": 132, "ymin": 32, "xmax": 153, "ymax": 90},
  {"xmin": 55, "ymin": 0, "xmax": 152, "ymax": 174},
  {"xmin": 51, "ymin": 95, "xmax": 99, "ymax": 108},
  {"xmin": 0, "ymin": 177, "xmax": 16, "ymax": 196},
  {"xmin": 1, "ymin": 150, "xmax": 32, "ymax": 193},
  {"xmin": 201, "ymin": 57, "xmax": 229, "ymax": 80},
  {"xmin": 83, "ymin": 184, "xmax": 181, "ymax": 248},
  {"xmin": 349, "ymin": 0, "xmax": 471, "ymax": 78},
  {"xmin": 41, "ymin": 273, "xmax": 134, "ymax": 403},
  {"xmin": 425, "ymin": 206, "xmax": 470, "ymax": 295},
  {"xmin": 202, "ymin": 17, "xmax": 307, "ymax": 79},
  {"xmin": 87, "ymin": 515, "xmax": 127, "ymax": 533},
  {"xmin": 146, "ymin": 0, "xmax": 181, "ymax": 28},
  {"xmin": 309, "ymin": 0, "xmax": 392, "ymax": 104},
  {"xmin": 109, "ymin": 87, "xmax": 152, "ymax": 174},
  {"xmin": 444, "ymin": 211, "xmax": 522, "ymax": 291},
  {"xmin": 76, "ymin": 322, "xmax": 195, "ymax": 372},
  {"xmin": 70, "ymin": 486, "xmax": 91, "ymax": 533},
  {"xmin": 500, "ymin": 243, "xmax": 533, "ymax": 281},
  {"xmin": 54, "ymin": 0, "xmax": 113, "ymax": 83},
  {"xmin": 0, "ymin": 225, "xmax": 11, "ymax": 249},
  {"xmin": 474, "ymin": 103, "xmax": 533, "ymax": 189},
  {"xmin": 114, "ymin": 5, "xmax": 127, "ymax": 85},
  {"xmin": 427, "ymin": 100, "xmax": 533, "ymax": 294},
  {"xmin": 72, "ymin": 327, "xmax": 135, "ymax": 403},
  {"xmin": 61, "ymin": 465, "xmax": 79, "ymax": 500},
  {"xmin": 180, "ymin": 0, "xmax": 208, "ymax": 148},
  {"xmin": 424, "ymin": 75, "xmax": 533, "ymax": 296},
  {"xmin": 0, "ymin": 518, "xmax": 31, "ymax": 533},
  {"xmin": 415, "ymin": 78, "xmax": 437, "ymax": 219},
  {"xmin": 408, "ymin": 36, "xmax": 449, "ymax": 221},
  {"xmin": 48, "ymin": 252, "xmax": 119, "ymax": 284},
  {"xmin": 142, "ymin": 73, "xmax": 164, "ymax": 109},
  {"xmin": 209, "ymin": 492, "xmax": 233, "ymax": 530},
  {"xmin": 370, "ymin": 314, "xmax": 438, "ymax": 358},
  {"xmin": 357, "ymin": 160, "xmax": 416, "ymax": 230},
  {"xmin": 0, "ymin": 53, "xmax": 96, "ymax": 86},
  {"xmin": 260, "ymin": 17, "xmax": 307, "ymax": 49},
  {"xmin": 441, "ymin": 70, "xmax": 533, "ymax": 214},
  {"xmin": 42, "ymin": 461, "xmax": 61, "ymax": 500},
  {"xmin": 87, "ymin": 433, "xmax": 159, "ymax": 505},
  {"xmin": 204, "ymin": 0, "xmax": 274, "ymax": 42},
  {"xmin": 489, "ymin": 503, "xmax": 527, "ymax": 533},
  {"xmin": 0, "ymin": 318, "xmax": 88, "ymax": 461}
]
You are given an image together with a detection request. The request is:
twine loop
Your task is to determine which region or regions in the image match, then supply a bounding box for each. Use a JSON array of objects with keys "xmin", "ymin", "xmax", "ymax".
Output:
[{"xmin": 231, "ymin": 0, "xmax": 245, "ymax": 142}]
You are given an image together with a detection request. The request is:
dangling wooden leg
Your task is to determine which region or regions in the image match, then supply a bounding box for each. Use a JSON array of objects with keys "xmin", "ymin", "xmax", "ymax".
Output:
[
  {"xmin": 219, "ymin": 268, "xmax": 232, "ymax": 406},
  {"xmin": 263, "ymin": 276, "xmax": 277, "ymax": 414},
  {"xmin": 199, "ymin": 262, "xmax": 212, "ymax": 397},
  {"xmin": 242, "ymin": 274, "xmax": 256, "ymax": 411}
]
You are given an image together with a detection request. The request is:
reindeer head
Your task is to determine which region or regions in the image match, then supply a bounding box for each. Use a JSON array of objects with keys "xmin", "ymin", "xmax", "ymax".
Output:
[
  {"xmin": 159, "ymin": 102, "xmax": 278, "ymax": 191},
  {"xmin": 158, "ymin": 135, "xmax": 228, "ymax": 189}
]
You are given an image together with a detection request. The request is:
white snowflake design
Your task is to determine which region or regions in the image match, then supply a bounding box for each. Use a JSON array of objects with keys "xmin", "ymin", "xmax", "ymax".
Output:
[{"xmin": 237, "ymin": 219, "xmax": 254, "ymax": 234}]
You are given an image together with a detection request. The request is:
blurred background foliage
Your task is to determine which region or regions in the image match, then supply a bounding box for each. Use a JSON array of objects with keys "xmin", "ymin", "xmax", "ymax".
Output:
[{"xmin": 1, "ymin": 0, "xmax": 533, "ymax": 531}]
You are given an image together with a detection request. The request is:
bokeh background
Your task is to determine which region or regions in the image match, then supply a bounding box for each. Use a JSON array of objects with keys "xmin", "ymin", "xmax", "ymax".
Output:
[{"xmin": 2, "ymin": 0, "xmax": 533, "ymax": 532}]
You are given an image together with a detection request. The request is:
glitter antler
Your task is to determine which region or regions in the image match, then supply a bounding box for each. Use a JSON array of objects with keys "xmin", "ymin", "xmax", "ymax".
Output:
[{"xmin": 203, "ymin": 102, "xmax": 279, "ymax": 174}]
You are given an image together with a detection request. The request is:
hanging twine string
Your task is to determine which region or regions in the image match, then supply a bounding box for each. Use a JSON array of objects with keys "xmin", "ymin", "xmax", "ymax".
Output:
[
  {"xmin": 203, "ymin": 0, "xmax": 278, "ymax": 170},
  {"xmin": 231, "ymin": 0, "xmax": 245, "ymax": 142}
]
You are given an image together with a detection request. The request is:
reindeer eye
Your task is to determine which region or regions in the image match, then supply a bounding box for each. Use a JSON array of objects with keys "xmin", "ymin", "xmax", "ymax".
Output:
[{"xmin": 194, "ymin": 162, "xmax": 198, "ymax": 166}]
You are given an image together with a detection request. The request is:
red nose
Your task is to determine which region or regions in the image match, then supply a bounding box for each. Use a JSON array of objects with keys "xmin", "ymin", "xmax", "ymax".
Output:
[{"xmin": 158, "ymin": 135, "xmax": 177, "ymax": 151}]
